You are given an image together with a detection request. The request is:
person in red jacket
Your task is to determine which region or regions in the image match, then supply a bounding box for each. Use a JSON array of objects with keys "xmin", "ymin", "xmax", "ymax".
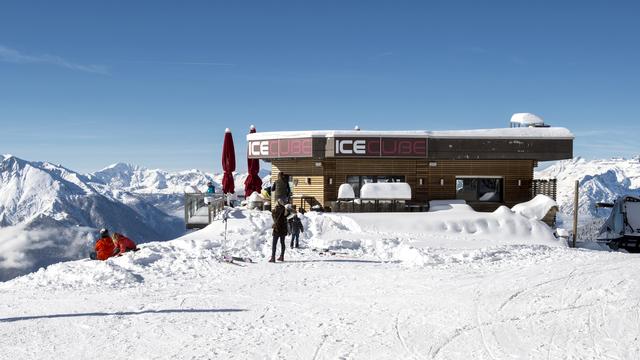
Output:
[
  {"xmin": 112, "ymin": 232, "xmax": 138, "ymax": 254},
  {"xmin": 92, "ymin": 229, "xmax": 138, "ymax": 260},
  {"xmin": 94, "ymin": 228, "xmax": 118, "ymax": 260}
]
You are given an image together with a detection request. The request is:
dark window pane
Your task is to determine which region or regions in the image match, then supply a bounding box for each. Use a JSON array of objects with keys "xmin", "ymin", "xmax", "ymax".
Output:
[
  {"xmin": 456, "ymin": 178, "xmax": 478, "ymax": 201},
  {"xmin": 455, "ymin": 177, "xmax": 502, "ymax": 202},
  {"xmin": 477, "ymin": 178, "xmax": 501, "ymax": 202}
]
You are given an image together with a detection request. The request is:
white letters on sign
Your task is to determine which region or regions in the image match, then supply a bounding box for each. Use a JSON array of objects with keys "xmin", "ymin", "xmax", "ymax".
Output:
[
  {"xmin": 249, "ymin": 141, "xmax": 269, "ymax": 156},
  {"xmin": 336, "ymin": 139, "xmax": 366, "ymax": 155}
]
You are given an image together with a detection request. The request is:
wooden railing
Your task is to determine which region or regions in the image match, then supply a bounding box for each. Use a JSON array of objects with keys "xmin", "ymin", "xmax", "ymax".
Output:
[
  {"xmin": 184, "ymin": 193, "xmax": 225, "ymax": 229},
  {"xmin": 532, "ymin": 179, "xmax": 557, "ymax": 200}
]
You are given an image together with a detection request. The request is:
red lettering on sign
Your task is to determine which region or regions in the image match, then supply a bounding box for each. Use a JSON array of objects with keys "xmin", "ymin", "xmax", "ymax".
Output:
[
  {"xmin": 291, "ymin": 140, "xmax": 301, "ymax": 154},
  {"xmin": 367, "ymin": 139, "xmax": 380, "ymax": 155},
  {"xmin": 398, "ymin": 141, "xmax": 412, "ymax": 155},
  {"xmin": 301, "ymin": 139, "xmax": 312, "ymax": 155},
  {"xmin": 381, "ymin": 139, "xmax": 396, "ymax": 155}
]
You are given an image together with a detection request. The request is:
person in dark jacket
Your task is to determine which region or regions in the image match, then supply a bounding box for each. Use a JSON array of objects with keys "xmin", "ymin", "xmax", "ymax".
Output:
[
  {"xmin": 270, "ymin": 198, "xmax": 288, "ymax": 262},
  {"xmin": 271, "ymin": 172, "xmax": 291, "ymax": 204},
  {"xmin": 288, "ymin": 211, "xmax": 304, "ymax": 248}
]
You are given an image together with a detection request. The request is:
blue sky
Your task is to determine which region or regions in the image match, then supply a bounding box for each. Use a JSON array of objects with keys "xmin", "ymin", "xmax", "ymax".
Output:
[{"xmin": 1, "ymin": 0, "xmax": 639, "ymax": 173}]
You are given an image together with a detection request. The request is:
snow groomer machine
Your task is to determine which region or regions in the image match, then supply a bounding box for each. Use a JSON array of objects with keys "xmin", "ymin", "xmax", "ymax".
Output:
[{"xmin": 597, "ymin": 196, "xmax": 640, "ymax": 252}]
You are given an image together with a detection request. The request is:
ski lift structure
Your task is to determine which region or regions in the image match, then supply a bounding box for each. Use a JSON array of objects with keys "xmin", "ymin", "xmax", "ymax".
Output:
[{"xmin": 596, "ymin": 196, "xmax": 640, "ymax": 252}]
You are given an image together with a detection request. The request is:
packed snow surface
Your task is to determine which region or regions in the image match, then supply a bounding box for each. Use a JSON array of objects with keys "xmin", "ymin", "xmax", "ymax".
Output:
[
  {"xmin": 359, "ymin": 182, "xmax": 412, "ymax": 200},
  {"xmin": 512, "ymin": 194, "xmax": 558, "ymax": 221},
  {"xmin": 12, "ymin": 208, "xmax": 640, "ymax": 360}
]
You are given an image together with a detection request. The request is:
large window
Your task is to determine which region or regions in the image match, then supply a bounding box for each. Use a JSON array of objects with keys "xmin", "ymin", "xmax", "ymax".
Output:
[
  {"xmin": 346, "ymin": 175, "xmax": 405, "ymax": 197},
  {"xmin": 456, "ymin": 177, "xmax": 502, "ymax": 202}
]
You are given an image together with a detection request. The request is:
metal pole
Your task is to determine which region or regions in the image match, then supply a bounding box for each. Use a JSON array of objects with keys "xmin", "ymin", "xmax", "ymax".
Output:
[
  {"xmin": 572, "ymin": 180, "xmax": 579, "ymax": 248},
  {"xmin": 184, "ymin": 195, "xmax": 189, "ymax": 226}
]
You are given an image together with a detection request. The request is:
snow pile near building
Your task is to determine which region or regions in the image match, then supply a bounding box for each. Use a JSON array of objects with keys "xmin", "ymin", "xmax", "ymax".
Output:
[
  {"xmin": 512, "ymin": 194, "xmax": 557, "ymax": 221},
  {"xmin": 360, "ymin": 182, "xmax": 412, "ymax": 200},
  {"xmin": 7, "ymin": 203, "xmax": 562, "ymax": 289}
]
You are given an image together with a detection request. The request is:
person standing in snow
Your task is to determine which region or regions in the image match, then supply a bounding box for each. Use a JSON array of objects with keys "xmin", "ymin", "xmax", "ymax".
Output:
[
  {"xmin": 288, "ymin": 208, "xmax": 304, "ymax": 248},
  {"xmin": 271, "ymin": 172, "xmax": 291, "ymax": 204},
  {"xmin": 270, "ymin": 198, "xmax": 288, "ymax": 262}
]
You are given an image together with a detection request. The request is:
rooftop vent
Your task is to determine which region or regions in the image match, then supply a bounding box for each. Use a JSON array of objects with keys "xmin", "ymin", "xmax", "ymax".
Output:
[{"xmin": 510, "ymin": 113, "xmax": 548, "ymax": 128}]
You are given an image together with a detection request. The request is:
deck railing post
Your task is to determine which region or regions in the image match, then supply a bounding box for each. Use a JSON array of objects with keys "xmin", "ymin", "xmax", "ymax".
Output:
[{"xmin": 184, "ymin": 194, "xmax": 190, "ymax": 226}]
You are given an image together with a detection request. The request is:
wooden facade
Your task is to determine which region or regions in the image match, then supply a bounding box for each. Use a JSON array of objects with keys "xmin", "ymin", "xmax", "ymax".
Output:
[
  {"xmin": 258, "ymin": 127, "xmax": 573, "ymax": 212},
  {"xmin": 272, "ymin": 158, "xmax": 535, "ymax": 211}
]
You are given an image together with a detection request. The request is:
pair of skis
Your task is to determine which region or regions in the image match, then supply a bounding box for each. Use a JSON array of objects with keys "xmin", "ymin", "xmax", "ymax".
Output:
[
  {"xmin": 220, "ymin": 255, "xmax": 253, "ymax": 266},
  {"xmin": 311, "ymin": 248, "xmax": 349, "ymax": 256}
]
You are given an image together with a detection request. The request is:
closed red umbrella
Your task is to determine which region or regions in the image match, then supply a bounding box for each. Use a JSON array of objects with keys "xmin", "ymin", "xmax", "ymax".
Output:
[
  {"xmin": 244, "ymin": 125, "xmax": 263, "ymax": 198},
  {"xmin": 221, "ymin": 128, "xmax": 236, "ymax": 196}
]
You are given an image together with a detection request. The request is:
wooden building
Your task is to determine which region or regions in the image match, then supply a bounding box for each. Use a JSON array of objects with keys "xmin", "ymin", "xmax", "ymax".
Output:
[{"xmin": 247, "ymin": 127, "xmax": 573, "ymax": 212}]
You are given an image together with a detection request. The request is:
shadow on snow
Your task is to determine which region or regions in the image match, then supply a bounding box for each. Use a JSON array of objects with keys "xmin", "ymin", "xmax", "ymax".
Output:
[{"xmin": 0, "ymin": 308, "xmax": 247, "ymax": 323}]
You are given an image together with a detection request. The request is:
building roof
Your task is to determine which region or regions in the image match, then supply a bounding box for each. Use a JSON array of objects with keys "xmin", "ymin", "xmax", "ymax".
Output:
[{"xmin": 246, "ymin": 127, "xmax": 574, "ymax": 141}]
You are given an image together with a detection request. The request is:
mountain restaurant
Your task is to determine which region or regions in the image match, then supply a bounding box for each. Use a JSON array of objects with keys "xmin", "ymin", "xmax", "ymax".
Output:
[{"xmin": 247, "ymin": 125, "xmax": 573, "ymax": 212}]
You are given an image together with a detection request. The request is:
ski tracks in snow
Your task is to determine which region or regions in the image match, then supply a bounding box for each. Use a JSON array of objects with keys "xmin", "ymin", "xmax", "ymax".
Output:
[{"xmin": 394, "ymin": 312, "xmax": 420, "ymax": 360}]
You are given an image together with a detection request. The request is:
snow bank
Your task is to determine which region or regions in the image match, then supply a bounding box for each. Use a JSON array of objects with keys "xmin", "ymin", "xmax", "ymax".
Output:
[
  {"xmin": 429, "ymin": 199, "xmax": 468, "ymax": 212},
  {"xmin": 246, "ymin": 192, "xmax": 264, "ymax": 202},
  {"xmin": 5, "ymin": 204, "xmax": 563, "ymax": 289},
  {"xmin": 337, "ymin": 184, "xmax": 355, "ymax": 199},
  {"xmin": 360, "ymin": 182, "xmax": 411, "ymax": 200},
  {"xmin": 512, "ymin": 194, "xmax": 558, "ymax": 221}
]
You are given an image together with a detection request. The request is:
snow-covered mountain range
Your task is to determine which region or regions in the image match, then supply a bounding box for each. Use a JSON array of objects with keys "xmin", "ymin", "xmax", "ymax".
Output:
[
  {"xmin": 536, "ymin": 156, "xmax": 640, "ymax": 219},
  {"xmin": 0, "ymin": 154, "xmax": 270, "ymax": 281},
  {"xmin": 2, "ymin": 153, "xmax": 637, "ymax": 281}
]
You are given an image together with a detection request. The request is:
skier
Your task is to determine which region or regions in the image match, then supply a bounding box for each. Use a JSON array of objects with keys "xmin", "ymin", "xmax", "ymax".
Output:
[
  {"xmin": 270, "ymin": 198, "xmax": 288, "ymax": 262},
  {"xmin": 288, "ymin": 209, "xmax": 304, "ymax": 248}
]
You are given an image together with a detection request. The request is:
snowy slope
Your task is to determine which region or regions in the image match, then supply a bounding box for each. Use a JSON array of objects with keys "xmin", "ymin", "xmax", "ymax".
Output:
[
  {"xmin": 0, "ymin": 155, "xmax": 272, "ymax": 281},
  {"xmin": 2, "ymin": 208, "xmax": 639, "ymax": 359},
  {"xmin": 0, "ymin": 155, "xmax": 184, "ymax": 280}
]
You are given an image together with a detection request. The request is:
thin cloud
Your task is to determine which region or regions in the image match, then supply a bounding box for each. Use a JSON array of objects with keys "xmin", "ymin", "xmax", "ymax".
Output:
[
  {"xmin": 370, "ymin": 51, "xmax": 393, "ymax": 60},
  {"xmin": 0, "ymin": 45, "xmax": 109, "ymax": 75},
  {"xmin": 120, "ymin": 60, "xmax": 236, "ymax": 67}
]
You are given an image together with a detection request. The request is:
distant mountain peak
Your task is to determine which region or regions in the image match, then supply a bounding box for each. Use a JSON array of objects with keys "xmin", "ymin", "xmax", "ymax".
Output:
[{"xmin": 101, "ymin": 162, "xmax": 141, "ymax": 172}]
